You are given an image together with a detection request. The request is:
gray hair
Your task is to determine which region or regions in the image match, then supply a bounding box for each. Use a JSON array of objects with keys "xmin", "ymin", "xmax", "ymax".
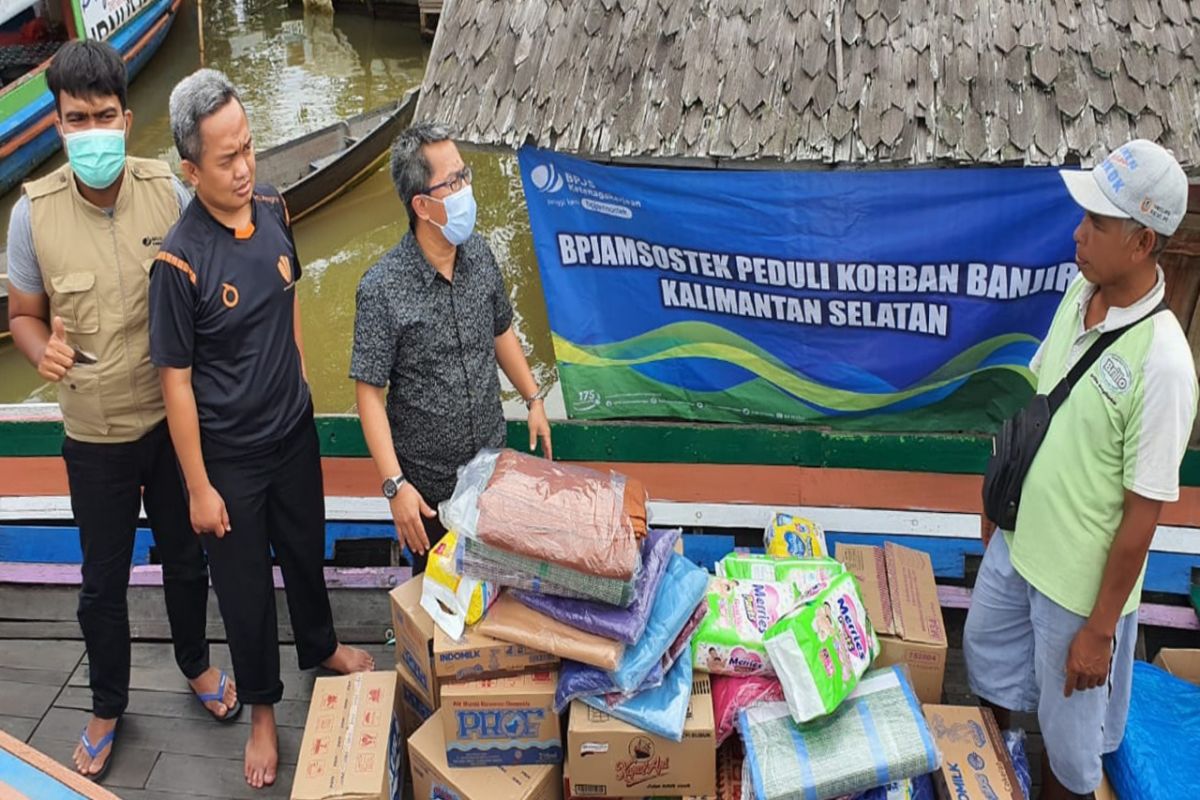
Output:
[
  {"xmin": 390, "ymin": 121, "xmax": 452, "ymax": 230},
  {"xmin": 169, "ymin": 68, "xmax": 241, "ymax": 163},
  {"xmin": 1121, "ymin": 218, "xmax": 1172, "ymax": 259}
]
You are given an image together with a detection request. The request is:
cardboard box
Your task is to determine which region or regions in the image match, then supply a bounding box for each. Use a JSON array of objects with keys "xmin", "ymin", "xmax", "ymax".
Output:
[
  {"xmin": 563, "ymin": 762, "xmax": 716, "ymax": 799},
  {"xmin": 566, "ymin": 676, "xmax": 716, "ymax": 798},
  {"xmin": 434, "ymin": 624, "xmax": 559, "ymax": 682},
  {"xmin": 440, "ymin": 671, "xmax": 562, "ymax": 767},
  {"xmin": 1094, "ymin": 771, "xmax": 1121, "ymax": 800},
  {"xmin": 924, "ymin": 705, "xmax": 1023, "ymax": 800},
  {"xmin": 389, "ymin": 576, "xmax": 439, "ymax": 704},
  {"xmin": 408, "ymin": 715, "xmax": 562, "ymax": 800},
  {"xmin": 395, "ymin": 665, "xmax": 436, "ymax": 740},
  {"xmin": 293, "ymin": 672, "xmax": 402, "ymax": 800},
  {"xmin": 836, "ymin": 541, "xmax": 948, "ymax": 704},
  {"xmin": 1153, "ymin": 648, "xmax": 1200, "ymax": 686},
  {"xmin": 0, "ymin": 729, "xmax": 125, "ymax": 800}
]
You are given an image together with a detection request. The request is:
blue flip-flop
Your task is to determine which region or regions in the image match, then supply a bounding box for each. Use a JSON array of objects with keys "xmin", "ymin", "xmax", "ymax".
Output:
[
  {"xmin": 79, "ymin": 722, "xmax": 117, "ymax": 783},
  {"xmin": 195, "ymin": 670, "xmax": 242, "ymax": 723}
]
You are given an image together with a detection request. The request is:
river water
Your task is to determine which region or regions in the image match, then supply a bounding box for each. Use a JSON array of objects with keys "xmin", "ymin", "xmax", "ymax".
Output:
[{"xmin": 0, "ymin": 0, "xmax": 556, "ymax": 411}]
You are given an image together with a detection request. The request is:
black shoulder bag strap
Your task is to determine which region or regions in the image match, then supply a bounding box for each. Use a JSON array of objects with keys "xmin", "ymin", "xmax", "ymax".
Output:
[{"xmin": 1045, "ymin": 299, "xmax": 1169, "ymax": 415}]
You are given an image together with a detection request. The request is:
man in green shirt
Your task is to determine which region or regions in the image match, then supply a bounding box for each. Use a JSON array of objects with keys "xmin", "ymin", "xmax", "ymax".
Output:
[{"xmin": 965, "ymin": 139, "xmax": 1197, "ymax": 800}]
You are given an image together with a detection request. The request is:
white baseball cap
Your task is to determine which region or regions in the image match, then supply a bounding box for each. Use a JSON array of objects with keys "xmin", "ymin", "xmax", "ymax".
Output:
[{"xmin": 1060, "ymin": 139, "xmax": 1189, "ymax": 237}]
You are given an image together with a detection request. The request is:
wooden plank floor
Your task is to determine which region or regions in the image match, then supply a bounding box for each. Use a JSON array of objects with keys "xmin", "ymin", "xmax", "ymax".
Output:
[{"xmin": 0, "ymin": 638, "xmax": 391, "ymax": 799}]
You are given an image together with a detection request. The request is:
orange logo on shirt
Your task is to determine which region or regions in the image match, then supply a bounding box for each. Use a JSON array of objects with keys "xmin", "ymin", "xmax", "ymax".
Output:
[
  {"xmin": 221, "ymin": 283, "xmax": 240, "ymax": 308},
  {"xmin": 277, "ymin": 255, "xmax": 293, "ymax": 286}
]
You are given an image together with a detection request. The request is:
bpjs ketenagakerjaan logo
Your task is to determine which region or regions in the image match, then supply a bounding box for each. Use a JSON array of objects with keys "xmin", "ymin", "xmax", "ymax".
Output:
[{"xmin": 529, "ymin": 162, "xmax": 566, "ymax": 193}]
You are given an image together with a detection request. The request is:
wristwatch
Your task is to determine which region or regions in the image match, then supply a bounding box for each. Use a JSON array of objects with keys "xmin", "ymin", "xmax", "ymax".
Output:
[
  {"xmin": 524, "ymin": 386, "xmax": 547, "ymax": 409},
  {"xmin": 382, "ymin": 473, "xmax": 407, "ymax": 499}
]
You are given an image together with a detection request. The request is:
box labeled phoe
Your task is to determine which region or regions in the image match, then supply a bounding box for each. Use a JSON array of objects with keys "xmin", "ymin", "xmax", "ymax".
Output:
[
  {"xmin": 408, "ymin": 715, "xmax": 561, "ymax": 800},
  {"xmin": 836, "ymin": 541, "xmax": 948, "ymax": 704},
  {"xmin": 292, "ymin": 671, "xmax": 402, "ymax": 800},
  {"xmin": 567, "ymin": 676, "xmax": 715, "ymax": 798},
  {"xmin": 434, "ymin": 624, "xmax": 558, "ymax": 682},
  {"xmin": 441, "ymin": 671, "xmax": 561, "ymax": 767}
]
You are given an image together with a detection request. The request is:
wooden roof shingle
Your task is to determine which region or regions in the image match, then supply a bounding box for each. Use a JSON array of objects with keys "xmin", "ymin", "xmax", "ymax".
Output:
[{"xmin": 416, "ymin": 0, "xmax": 1200, "ymax": 168}]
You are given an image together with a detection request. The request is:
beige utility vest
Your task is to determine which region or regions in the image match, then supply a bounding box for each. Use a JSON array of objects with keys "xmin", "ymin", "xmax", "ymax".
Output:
[{"xmin": 26, "ymin": 158, "xmax": 180, "ymax": 443}]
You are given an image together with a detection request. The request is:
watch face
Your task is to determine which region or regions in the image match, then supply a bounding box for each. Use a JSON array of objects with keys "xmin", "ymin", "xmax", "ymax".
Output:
[{"xmin": 382, "ymin": 478, "xmax": 397, "ymax": 499}]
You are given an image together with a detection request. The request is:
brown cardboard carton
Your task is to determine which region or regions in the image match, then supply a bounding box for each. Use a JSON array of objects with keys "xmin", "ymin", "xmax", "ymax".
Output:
[
  {"xmin": 1094, "ymin": 771, "xmax": 1121, "ymax": 800},
  {"xmin": 408, "ymin": 715, "xmax": 562, "ymax": 800},
  {"xmin": 924, "ymin": 705, "xmax": 1023, "ymax": 800},
  {"xmin": 836, "ymin": 541, "xmax": 948, "ymax": 704},
  {"xmin": 395, "ymin": 665, "xmax": 436, "ymax": 740},
  {"xmin": 1153, "ymin": 648, "xmax": 1200, "ymax": 686},
  {"xmin": 389, "ymin": 576, "xmax": 439, "ymax": 704},
  {"xmin": 566, "ymin": 676, "xmax": 716, "ymax": 798},
  {"xmin": 434, "ymin": 624, "xmax": 559, "ymax": 681},
  {"xmin": 562, "ymin": 762, "xmax": 716, "ymax": 799},
  {"xmin": 441, "ymin": 671, "xmax": 562, "ymax": 767},
  {"xmin": 292, "ymin": 671, "xmax": 402, "ymax": 800}
]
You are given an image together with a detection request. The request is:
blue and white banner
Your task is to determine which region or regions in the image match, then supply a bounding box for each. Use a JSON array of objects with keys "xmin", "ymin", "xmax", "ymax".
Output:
[{"xmin": 518, "ymin": 146, "xmax": 1082, "ymax": 430}]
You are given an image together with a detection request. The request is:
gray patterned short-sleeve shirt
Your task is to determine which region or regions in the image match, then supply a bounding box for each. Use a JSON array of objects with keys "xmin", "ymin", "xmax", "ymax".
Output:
[{"xmin": 350, "ymin": 231, "xmax": 514, "ymax": 503}]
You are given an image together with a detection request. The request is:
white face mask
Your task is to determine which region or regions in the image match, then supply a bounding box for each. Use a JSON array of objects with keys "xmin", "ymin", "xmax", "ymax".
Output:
[{"xmin": 427, "ymin": 184, "xmax": 477, "ymax": 245}]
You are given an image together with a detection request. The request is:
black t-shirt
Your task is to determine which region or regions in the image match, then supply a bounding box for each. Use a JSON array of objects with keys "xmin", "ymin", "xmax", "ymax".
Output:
[{"xmin": 149, "ymin": 185, "xmax": 311, "ymax": 457}]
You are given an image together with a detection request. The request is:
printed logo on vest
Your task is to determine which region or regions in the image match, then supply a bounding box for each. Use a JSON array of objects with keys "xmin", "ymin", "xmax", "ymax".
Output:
[
  {"xmin": 222, "ymin": 283, "xmax": 240, "ymax": 309},
  {"xmin": 1096, "ymin": 353, "xmax": 1133, "ymax": 398}
]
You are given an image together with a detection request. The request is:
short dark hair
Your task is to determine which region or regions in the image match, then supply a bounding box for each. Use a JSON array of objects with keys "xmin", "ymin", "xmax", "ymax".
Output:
[
  {"xmin": 46, "ymin": 40, "xmax": 128, "ymax": 114},
  {"xmin": 390, "ymin": 121, "xmax": 452, "ymax": 232}
]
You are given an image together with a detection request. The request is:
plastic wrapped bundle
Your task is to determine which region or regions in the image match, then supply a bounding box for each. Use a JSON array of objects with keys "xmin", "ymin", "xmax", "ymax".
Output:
[
  {"xmin": 1003, "ymin": 729, "xmax": 1033, "ymax": 800},
  {"xmin": 739, "ymin": 667, "xmax": 940, "ymax": 800},
  {"xmin": 712, "ymin": 674, "xmax": 786, "ymax": 746},
  {"xmin": 718, "ymin": 553, "xmax": 845, "ymax": 602},
  {"xmin": 512, "ymin": 528, "xmax": 680, "ymax": 644},
  {"xmin": 420, "ymin": 530, "xmax": 496, "ymax": 640},
  {"xmin": 554, "ymin": 658, "xmax": 664, "ymax": 714},
  {"xmin": 841, "ymin": 776, "xmax": 936, "ymax": 800},
  {"xmin": 475, "ymin": 592, "xmax": 625, "ymax": 671},
  {"xmin": 764, "ymin": 512, "xmax": 828, "ymax": 558},
  {"xmin": 440, "ymin": 449, "xmax": 644, "ymax": 580},
  {"xmin": 459, "ymin": 535, "xmax": 637, "ymax": 607},
  {"xmin": 609, "ymin": 553, "xmax": 710, "ymax": 692},
  {"xmin": 581, "ymin": 652, "xmax": 695, "ymax": 742},
  {"xmin": 1105, "ymin": 661, "xmax": 1200, "ymax": 800},
  {"xmin": 764, "ymin": 571, "xmax": 879, "ymax": 723}
]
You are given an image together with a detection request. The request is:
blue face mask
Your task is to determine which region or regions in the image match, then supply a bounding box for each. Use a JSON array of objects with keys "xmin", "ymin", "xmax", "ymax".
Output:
[
  {"xmin": 429, "ymin": 184, "xmax": 477, "ymax": 245},
  {"xmin": 64, "ymin": 128, "xmax": 126, "ymax": 190}
]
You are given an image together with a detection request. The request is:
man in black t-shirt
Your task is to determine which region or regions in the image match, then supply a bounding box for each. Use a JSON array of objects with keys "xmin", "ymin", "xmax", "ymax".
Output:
[{"xmin": 149, "ymin": 68, "xmax": 373, "ymax": 791}]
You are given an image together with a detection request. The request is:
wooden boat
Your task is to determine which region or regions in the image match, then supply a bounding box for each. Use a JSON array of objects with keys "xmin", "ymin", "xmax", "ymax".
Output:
[
  {"xmin": 0, "ymin": 0, "xmax": 184, "ymax": 198},
  {"xmin": 255, "ymin": 89, "xmax": 416, "ymax": 223}
]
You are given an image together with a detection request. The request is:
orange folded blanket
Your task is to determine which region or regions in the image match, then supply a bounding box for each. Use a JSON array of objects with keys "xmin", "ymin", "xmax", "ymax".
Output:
[{"xmin": 476, "ymin": 592, "xmax": 626, "ymax": 671}]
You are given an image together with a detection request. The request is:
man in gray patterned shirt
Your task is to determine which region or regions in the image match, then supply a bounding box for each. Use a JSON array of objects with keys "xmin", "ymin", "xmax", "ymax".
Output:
[{"xmin": 350, "ymin": 123, "xmax": 552, "ymax": 571}]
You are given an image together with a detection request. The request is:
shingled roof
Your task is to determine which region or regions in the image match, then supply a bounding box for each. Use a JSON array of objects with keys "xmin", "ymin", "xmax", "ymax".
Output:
[{"xmin": 415, "ymin": 0, "xmax": 1200, "ymax": 170}]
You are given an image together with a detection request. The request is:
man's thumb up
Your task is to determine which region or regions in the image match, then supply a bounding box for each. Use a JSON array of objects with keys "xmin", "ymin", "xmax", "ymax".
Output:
[{"xmin": 51, "ymin": 315, "xmax": 67, "ymax": 342}]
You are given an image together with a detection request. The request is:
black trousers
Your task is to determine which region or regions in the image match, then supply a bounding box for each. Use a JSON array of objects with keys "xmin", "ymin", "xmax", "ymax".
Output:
[
  {"xmin": 202, "ymin": 414, "xmax": 338, "ymax": 705},
  {"xmin": 63, "ymin": 422, "xmax": 210, "ymax": 719}
]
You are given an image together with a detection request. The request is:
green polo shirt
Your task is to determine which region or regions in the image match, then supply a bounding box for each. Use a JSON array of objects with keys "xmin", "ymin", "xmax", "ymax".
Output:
[{"xmin": 1007, "ymin": 270, "xmax": 1197, "ymax": 618}]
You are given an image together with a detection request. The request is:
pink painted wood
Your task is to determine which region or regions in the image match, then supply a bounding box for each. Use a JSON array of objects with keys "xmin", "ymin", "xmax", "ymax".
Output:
[
  {"xmin": 0, "ymin": 563, "xmax": 411, "ymax": 588},
  {"xmin": 937, "ymin": 584, "xmax": 1200, "ymax": 630}
]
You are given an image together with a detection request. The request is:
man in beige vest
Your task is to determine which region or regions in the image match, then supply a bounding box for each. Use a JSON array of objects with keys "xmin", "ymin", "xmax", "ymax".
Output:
[{"xmin": 5, "ymin": 41, "xmax": 237, "ymax": 782}]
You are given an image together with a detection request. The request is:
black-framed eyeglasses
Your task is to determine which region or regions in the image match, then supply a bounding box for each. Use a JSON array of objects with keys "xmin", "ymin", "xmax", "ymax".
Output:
[{"xmin": 422, "ymin": 166, "xmax": 472, "ymax": 196}]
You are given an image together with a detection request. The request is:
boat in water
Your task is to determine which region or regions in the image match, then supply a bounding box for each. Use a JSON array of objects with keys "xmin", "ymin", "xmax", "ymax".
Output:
[{"xmin": 0, "ymin": 0, "xmax": 184, "ymax": 197}]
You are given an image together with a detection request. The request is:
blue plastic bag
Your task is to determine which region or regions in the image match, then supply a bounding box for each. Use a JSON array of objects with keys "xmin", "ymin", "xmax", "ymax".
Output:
[
  {"xmin": 581, "ymin": 650, "xmax": 694, "ymax": 741},
  {"xmin": 609, "ymin": 553, "xmax": 709, "ymax": 692},
  {"xmin": 1105, "ymin": 660, "xmax": 1200, "ymax": 800},
  {"xmin": 1003, "ymin": 729, "xmax": 1033, "ymax": 800},
  {"xmin": 554, "ymin": 658, "xmax": 664, "ymax": 714}
]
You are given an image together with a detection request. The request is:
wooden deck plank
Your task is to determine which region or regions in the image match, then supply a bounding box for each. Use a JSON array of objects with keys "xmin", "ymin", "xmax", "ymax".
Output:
[
  {"xmin": 0, "ymin": 663, "xmax": 75, "ymax": 687},
  {"xmin": 55, "ymin": 687, "xmax": 313, "ymax": 728},
  {"xmin": 0, "ymin": 679, "xmax": 61, "ymax": 718},
  {"xmin": 28, "ymin": 728, "xmax": 163, "ymax": 790},
  {"xmin": 0, "ymin": 714, "xmax": 39, "ymax": 740},
  {"xmin": 67, "ymin": 662, "xmax": 321, "ymax": 704},
  {"xmin": 0, "ymin": 639, "xmax": 85, "ymax": 670},
  {"xmin": 33, "ymin": 707, "xmax": 305, "ymax": 765},
  {"xmin": 145, "ymin": 753, "xmax": 297, "ymax": 799}
]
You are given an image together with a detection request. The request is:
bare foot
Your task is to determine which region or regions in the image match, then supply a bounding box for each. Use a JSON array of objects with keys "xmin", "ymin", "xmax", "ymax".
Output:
[
  {"xmin": 188, "ymin": 667, "xmax": 239, "ymax": 720},
  {"xmin": 321, "ymin": 643, "xmax": 375, "ymax": 674},
  {"xmin": 73, "ymin": 715, "xmax": 117, "ymax": 777},
  {"xmin": 244, "ymin": 705, "xmax": 278, "ymax": 789}
]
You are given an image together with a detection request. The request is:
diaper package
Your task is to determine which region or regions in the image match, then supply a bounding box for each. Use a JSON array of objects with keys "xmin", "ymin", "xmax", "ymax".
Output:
[
  {"xmin": 763, "ymin": 571, "xmax": 879, "ymax": 723},
  {"xmin": 764, "ymin": 512, "xmax": 828, "ymax": 559},
  {"xmin": 718, "ymin": 553, "xmax": 845, "ymax": 602},
  {"xmin": 692, "ymin": 577, "xmax": 798, "ymax": 677},
  {"xmin": 419, "ymin": 531, "xmax": 497, "ymax": 640}
]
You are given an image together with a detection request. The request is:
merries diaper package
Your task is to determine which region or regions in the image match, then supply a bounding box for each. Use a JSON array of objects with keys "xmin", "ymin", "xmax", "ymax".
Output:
[
  {"xmin": 691, "ymin": 576, "xmax": 799, "ymax": 677},
  {"xmin": 763, "ymin": 571, "xmax": 879, "ymax": 723},
  {"xmin": 718, "ymin": 553, "xmax": 845, "ymax": 602},
  {"xmin": 764, "ymin": 512, "xmax": 828, "ymax": 558}
]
